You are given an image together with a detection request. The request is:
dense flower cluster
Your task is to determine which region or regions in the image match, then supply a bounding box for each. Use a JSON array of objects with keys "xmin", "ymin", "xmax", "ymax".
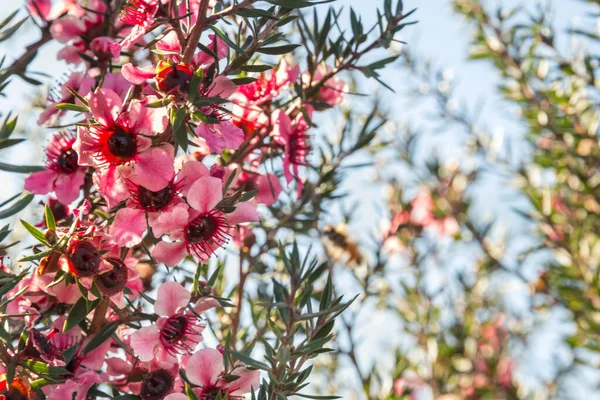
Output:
[{"xmin": 0, "ymin": 0, "xmax": 355, "ymax": 398}]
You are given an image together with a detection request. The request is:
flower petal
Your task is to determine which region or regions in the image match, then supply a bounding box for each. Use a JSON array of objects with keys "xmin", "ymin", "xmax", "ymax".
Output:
[
  {"xmin": 187, "ymin": 176, "xmax": 223, "ymax": 213},
  {"xmin": 152, "ymin": 241, "xmax": 188, "ymax": 267},
  {"xmin": 154, "ymin": 281, "xmax": 191, "ymax": 317},
  {"xmin": 24, "ymin": 170, "xmax": 56, "ymax": 196},
  {"xmin": 121, "ymin": 63, "xmax": 155, "ymax": 85},
  {"xmin": 89, "ymin": 88, "xmax": 122, "ymax": 126},
  {"xmin": 129, "ymin": 145, "xmax": 175, "ymax": 191},
  {"xmin": 223, "ymin": 367, "xmax": 260, "ymax": 395},
  {"xmin": 186, "ymin": 348, "xmax": 224, "ymax": 387},
  {"xmin": 149, "ymin": 204, "xmax": 189, "ymax": 238},
  {"xmin": 130, "ymin": 325, "xmax": 161, "ymax": 362},
  {"xmin": 176, "ymin": 160, "xmax": 209, "ymax": 196},
  {"xmin": 111, "ymin": 208, "xmax": 146, "ymax": 247},
  {"xmin": 227, "ymin": 202, "xmax": 259, "ymax": 225},
  {"xmin": 53, "ymin": 171, "xmax": 85, "ymax": 205}
]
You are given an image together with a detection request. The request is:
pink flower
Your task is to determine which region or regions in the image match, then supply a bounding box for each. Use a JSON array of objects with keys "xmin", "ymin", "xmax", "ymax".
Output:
[
  {"xmin": 271, "ymin": 109, "xmax": 311, "ymax": 186},
  {"xmin": 193, "ymin": 76, "xmax": 245, "ymax": 153},
  {"xmin": 409, "ymin": 190, "xmax": 459, "ymax": 237},
  {"xmin": 234, "ymin": 59, "xmax": 299, "ymax": 107},
  {"xmin": 195, "ymin": 120, "xmax": 244, "ymax": 154},
  {"xmin": 112, "ymin": 0, "xmax": 159, "ymax": 56},
  {"xmin": 184, "ymin": 348, "xmax": 260, "ymax": 398},
  {"xmin": 74, "ymin": 88, "xmax": 172, "ymax": 207},
  {"xmin": 151, "ymin": 176, "xmax": 259, "ymax": 267},
  {"xmin": 304, "ymin": 64, "xmax": 348, "ymax": 107},
  {"xmin": 231, "ymin": 59, "xmax": 299, "ymax": 134},
  {"xmin": 24, "ymin": 131, "xmax": 86, "ymax": 205},
  {"xmin": 27, "ymin": 0, "xmax": 51, "ymax": 21},
  {"xmin": 90, "ymin": 36, "xmax": 119, "ymax": 59},
  {"xmin": 38, "ymin": 71, "xmax": 85, "ymax": 126},
  {"xmin": 110, "ymin": 157, "xmax": 205, "ymax": 247},
  {"xmin": 130, "ymin": 282, "xmax": 205, "ymax": 362},
  {"xmin": 228, "ymin": 170, "xmax": 283, "ymax": 206}
]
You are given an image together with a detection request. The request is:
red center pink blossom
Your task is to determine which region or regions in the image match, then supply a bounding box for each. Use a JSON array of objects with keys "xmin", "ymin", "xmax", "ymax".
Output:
[{"xmin": 130, "ymin": 282, "xmax": 205, "ymax": 362}]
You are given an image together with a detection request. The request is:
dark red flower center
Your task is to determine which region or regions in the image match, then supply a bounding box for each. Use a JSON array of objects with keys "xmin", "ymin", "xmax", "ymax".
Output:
[
  {"xmin": 95, "ymin": 258, "xmax": 128, "ymax": 296},
  {"xmin": 288, "ymin": 129, "xmax": 310, "ymax": 166},
  {"xmin": 184, "ymin": 211, "xmax": 229, "ymax": 258},
  {"xmin": 63, "ymin": 240, "xmax": 100, "ymax": 278},
  {"xmin": 186, "ymin": 215, "xmax": 218, "ymax": 243},
  {"xmin": 57, "ymin": 148, "xmax": 79, "ymax": 173},
  {"xmin": 140, "ymin": 369, "xmax": 174, "ymax": 400},
  {"xmin": 156, "ymin": 65, "xmax": 194, "ymax": 93},
  {"xmin": 138, "ymin": 184, "xmax": 175, "ymax": 212},
  {"xmin": 161, "ymin": 316, "xmax": 187, "ymax": 344},
  {"xmin": 108, "ymin": 127, "xmax": 137, "ymax": 159}
]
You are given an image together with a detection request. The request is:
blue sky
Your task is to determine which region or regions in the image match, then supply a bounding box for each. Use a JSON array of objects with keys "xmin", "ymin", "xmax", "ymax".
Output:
[{"xmin": 0, "ymin": 0, "xmax": 597, "ymax": 398}]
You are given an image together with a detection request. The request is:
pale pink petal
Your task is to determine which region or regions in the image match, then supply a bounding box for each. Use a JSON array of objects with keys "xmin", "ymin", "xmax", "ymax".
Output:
[
  {"xmin": 271, "ymin": 109, "xmax": 293, "ymax": 144},
  {"xmin": 73, "ymin": 126, "xmax": 95, "ymax": 166},
  {"xmin": 227, "ymin": 202, "xmax": 259, "ymax": 225},
  {"xmin": 177, "ymin": 160, "xmax": 209, "ymax": 196},
  {"xmin": 129, "ymin": 100, "xmax": 169, "ymax": 136},
  {"xmin": 129, "ymin": 146, "xmax": 175, "ymax": 191},
  {"xmin": 276, "ymin": 59, "xmax": 300, "ymax": 87},
  {"xmin": 149, "ymin": 203, "xmax": 189, "ymax": 237},
  {"xmin": 50, "ymin": 16, "xmax": 85, "ymax": 43},
  {"xmin": 194, "ymin": 297, "xmax": 220, "ymax": 314},
  {"xmin": 220, "ymin": 121, "xmax": 245, "ymax": 150},
  {"xmin": 39, "ymin": 274, "xmax": 80, "ymax": 304},
  {"xmin": 112, "ymin": 208, "xmax": 147, "ymax": 247},
  {"xmin": 130, "ymin": 325, "xmax": 161, "ymax": 362},
  {"xmin": 121, "ymin": 63, "xmax": 156, "ymax": 85},
  {"xmin": 186, "ymin": 348, "xmax": 224, "ymax": 387},
  {"xmin": 152, "ymin": 241, "xmax": 188, "ymax": 267},
  {"xmin": 187, "ymin": 176, "xmax": 223, "ymax": 213},
  {"xmin": 154, "ymin": 281, "xmax": 191, "ymax": 317},
  {"xmin": 24, "ymin": 170, "xmax": 56, "ymax": 195},
  {"xmin": 117, "ymin": 25, "xmax": 146, "ymax": 53},
  {"xmin": 164, "ymin": 395, "xmax": 187, "ymax": 400},
  {"xmin": 80, "ymin": 339, "xmax": 111, "ymax": 370},
  {"xmin": 53, "ymin": 170, "xmax": 85, "ymax": 205},
  {"xmin": 89, "ymin": 88, "xmax": 122, "ymax": 126},
  {"xmin": 106, "ymin": 357, "xmax": 133, "ymax": 376},
  {"xmin": 195, "ymin": 123, "xmax": 226, "ymax": 154},
  {"xmin": 93, "ymin": 166, "xmax": 129, "ymax": 208},
  {"xmin": 223, "ymin": 367, "xmax": 260, "ymax": 395},
  {"xmin": 156, "ymin": 31, "xmax": 182, "ymax": 58},
  {"xmin": 207, "ymin": 76, "xmax": 237, "ymax": 99},
  {"xmin": 255, "ymin": 174, "xmax": 282, "ymax": 206}
]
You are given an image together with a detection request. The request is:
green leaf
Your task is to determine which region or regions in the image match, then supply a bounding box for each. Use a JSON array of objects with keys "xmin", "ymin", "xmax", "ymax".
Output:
[
  {"xmin": 20, "ymin": 219, "xmax": 49, "ymax": 246},
  {"xmin": 0, "ymin": 193, "xmax": 34, "ymax": 219},
  {"xmin": 0, "ymin": 113, "xmax": 17, "ymax": 139},
  {"xmin": 367, "ymin": 55, "xmax": 400, "ymax": 70},
  {"xmin": 0, "ymin": 162, "xmax": 44, "ymax": 173},
  {"xmin": 170, "ymin": 107, "xmax": 188, "ymax": 152},
  {"xmin": 83, "ymin": 322, "xmax": 118, "ymax": 354},
  {"xmin": 63, "ymin": 297, "xmax": 88, "ymax": 332},
  {"xmin": 256, "ymin": 44, "xmax": 301, "ymax": 55},
  {"xmin": 264, "ymin": 0, "xmax": 336, "ymax": 8},
  {"xmin": 240, "ymin": 64, "xmax": 273, "ymax": 73},
  {"xmin": 236, "ymin": 8, "xmax": 278, "ymax": 19},
  {"xmin": 0, "ymin": 138, "xmax": 24, "ymax": 150},
  {"xmin": 18, "ymin": 248, "xmax": 53, "ymax": 262},
  {"xmin": 44, "ymin": 204, "xmax": 56, "ymax": 230},
  {"xmin": 210, "ymin": 25, "xmax": 247, "ymax": 57},
  {"xmin": 55, "ymin": 103, "xmax": 89, "ymax": 113},
  {"xmin": 230, "ymin": 350, "xmax": 271, "ymax": 371},
  {"xmin": 231, "ymin": 77, "xmax": 257, "ymax": 85}
]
